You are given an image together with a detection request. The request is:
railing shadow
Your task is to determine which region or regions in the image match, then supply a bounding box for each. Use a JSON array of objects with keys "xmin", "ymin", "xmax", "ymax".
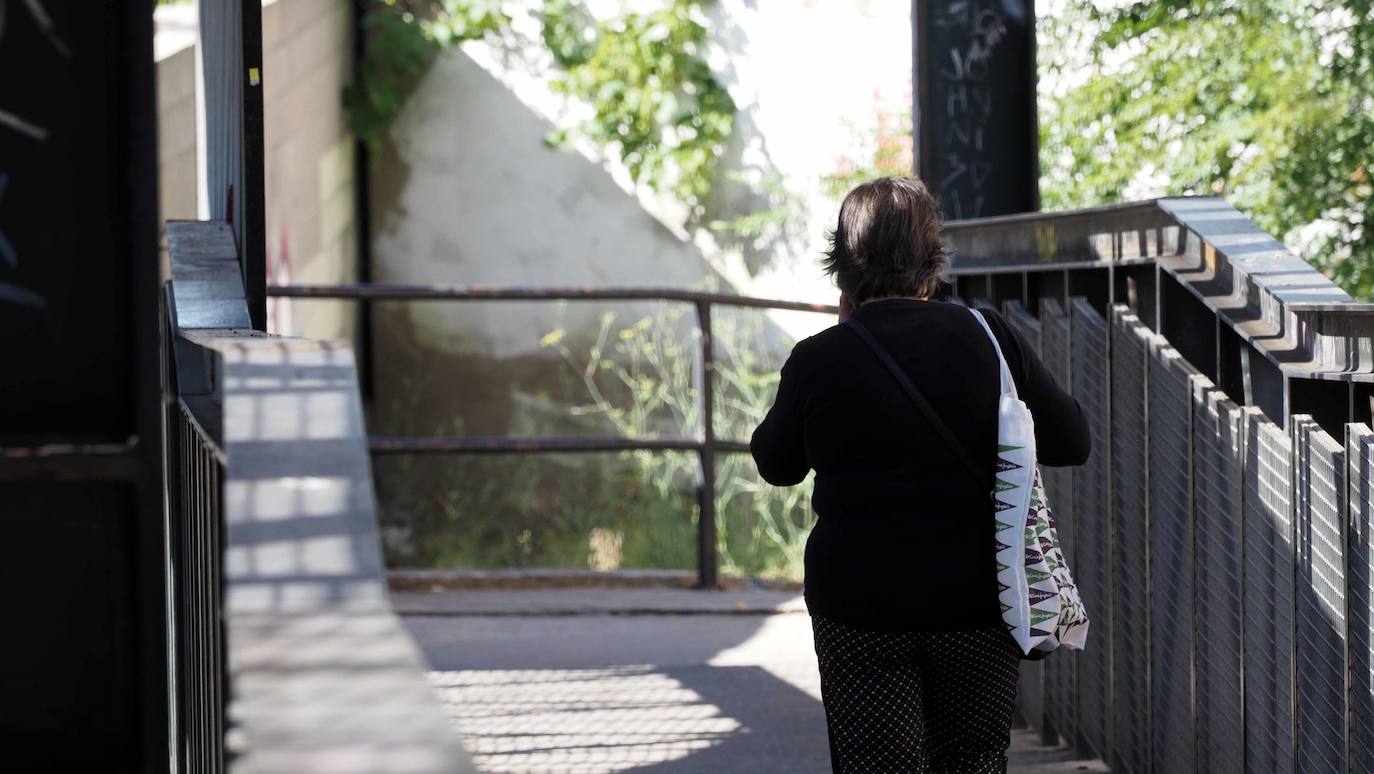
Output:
[{"xmin": 409, "ymin": 610, "xmax": 830, "ymax": 772}]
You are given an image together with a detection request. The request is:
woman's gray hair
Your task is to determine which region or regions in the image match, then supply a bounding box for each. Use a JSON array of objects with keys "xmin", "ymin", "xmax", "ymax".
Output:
[{"xmin": 822, "ymin": 176, "xmax": 948, "ymax": 303}]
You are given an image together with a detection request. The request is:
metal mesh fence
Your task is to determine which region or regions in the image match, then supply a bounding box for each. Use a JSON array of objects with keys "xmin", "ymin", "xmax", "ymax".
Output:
[
  {"xmin": 1005, "ymin": 301, "xmax": 1041, "ymax": 353},
  {"xmin": 947, "ymin": 270, "xmax": 1374, "ymax": 774},
  {"xmin": 1192, "ymin": 388, "xmax": 1245, "ymax": 774},
  {"xmin": 1005, "ymin": 301, "xmax": 1046, "ymax": 735},
  {"xmin": 1071, "ymin": 299, "xmax": 1112, "ymax": 762},
  {"xmin": 1294, "ymin": 418, "xmax": 1348, "ymax": 774},
  {"xmin": 1349, "ymin": 426, "xmax": 1374, "ymax": 774},
  {"xmin": 1109, "ymin": 308, "xmax": 1151, "ymax": 774},
  {"xmin": 1148, "ymin": 345, "xmax": 1197, "ymax": 774},
  {"xmin": 1243, "ymin": 409, "xmax": 1295, "ymax": 774},
  {"xmin": 1039, "ymin": 298, "xmax": 1077, "ymax": 745}
]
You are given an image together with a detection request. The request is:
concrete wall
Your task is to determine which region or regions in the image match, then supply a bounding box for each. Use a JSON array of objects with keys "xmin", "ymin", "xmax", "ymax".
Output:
[
  {"xmin": 154, "ymin": 0, "xmax": 357, "ymax": 342},
  {"xmin": 371, "ymin": 0, "xmax": 910, "ymax": 359},
  {"xmin": 359, "ymin": 3, "xmax": 912, "ymax": 514},
  {"xmin": 261, "ymin": 0, "xmax": 357, "ymax": 341},
  {"xmin": 155, "ymin": 5, "xmax": 201, "ymax": 248}
]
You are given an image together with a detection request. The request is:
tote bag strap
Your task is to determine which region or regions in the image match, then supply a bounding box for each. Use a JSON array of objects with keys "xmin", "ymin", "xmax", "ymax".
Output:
[
  {"xmin": 842, "ymin": 317, "xmax": 986, "ymax": 489},
  {"xmin": 968, "ymin": 309, "xmax": 1017, "ymax": 399}
]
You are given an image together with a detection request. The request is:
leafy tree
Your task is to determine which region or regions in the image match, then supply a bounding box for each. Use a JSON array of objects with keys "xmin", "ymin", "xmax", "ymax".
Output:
[
  {"xmin": 539, "ymin": 0, "xmax": 735, "ymax": 217},
  {"xmin": 344, "ymin": 0, "xmax": 510, "ymax": 157},
  {"xmin": 346, "ymin": 0, "xmax": 733, "ymax": 220},
  {"xmin": 1039, "ymin": 0, "xmax": 1374, "ymax": 298}
]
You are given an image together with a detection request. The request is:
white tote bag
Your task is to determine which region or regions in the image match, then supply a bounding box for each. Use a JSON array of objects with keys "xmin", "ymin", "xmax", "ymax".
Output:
[{"xmin": 970, "ymin": 310, "xmax": 1090, "ymax": 657}]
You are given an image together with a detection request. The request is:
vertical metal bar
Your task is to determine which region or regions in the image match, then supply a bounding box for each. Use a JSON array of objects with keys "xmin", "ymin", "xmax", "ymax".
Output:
[
  {"xmin": 1150, "ymin": 347, "xmax": 1198, "ymax": 773},
  {"xmin": 1242, "ymin": 409, "xmax": 1296, "ymax": 774},
  {"xmin": 1071, "ymin": 298, "xmax": 1111, "ymax": 761},
  {"xmin": 176, "ymin": 413, "xmax": 188, "ymax": 772},
  {"xmin": 350, "ymin": 0, "xmax": 374, "ymax": 399},
  {"xmin": 696, "ymin": 301, "xmax": 718, "ymax": 589},
  {"xmin": 1187, "ymin": 375, "xmax": 1200, "ymax": 774},
  {"xmin": 240, "ymin": 0, "xmax": 267, "ymax": 330},
  {"xmin": 1292, "ymin": 417, "xmax": 1349, "ymax": 773},
  {"xmin": 1109, "ymin": 308, "xmax": 1150, "ymax": 773},
  {"xmin": 209, "ymin": 438, "xmax": 220, "ymax": 772},
  {"xmin": 1348, "ymin": 425, "xmax": 1374, "ymax": 774},
  {"xmin": 197, "ymin": 434, "xmax": 205, "ymax": 771}
]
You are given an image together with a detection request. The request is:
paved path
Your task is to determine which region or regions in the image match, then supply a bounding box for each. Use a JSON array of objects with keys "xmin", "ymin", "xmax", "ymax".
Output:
[{"xmin": 398, "ymin": 587, "xmax": 1107, "ymax": 773}]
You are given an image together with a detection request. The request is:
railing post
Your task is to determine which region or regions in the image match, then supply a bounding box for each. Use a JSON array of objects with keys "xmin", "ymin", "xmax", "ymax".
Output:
[{"xmin": 696, "ymin": 300, "xmax": 719, "ymax": 589}]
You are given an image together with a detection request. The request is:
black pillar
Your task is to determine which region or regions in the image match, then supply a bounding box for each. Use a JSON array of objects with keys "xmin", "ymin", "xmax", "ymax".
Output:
[
  {"xmin": 0, "ymin": 1, "xmax": 167, "ymax": 768},
  {"xmin": 200, "ymin": 0, "xmax": 267, "ymax": 330},
  {"xmin": 913, "ymin": 0, "xmax": 1040, "ymax": 219}
]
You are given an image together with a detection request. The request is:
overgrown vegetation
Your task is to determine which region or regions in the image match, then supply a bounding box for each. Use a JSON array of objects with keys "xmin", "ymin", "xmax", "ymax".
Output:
[
  {"xmin": 375, "ymin": 306, "xmax": 813, "ymax": 579},
  {"xmin": 344, "ymin": 0, "xmax": 510, "ymax": 156},
  {"xmin": 1040, "ymin": 0, "xmax": 1374, "ymax": 298}
]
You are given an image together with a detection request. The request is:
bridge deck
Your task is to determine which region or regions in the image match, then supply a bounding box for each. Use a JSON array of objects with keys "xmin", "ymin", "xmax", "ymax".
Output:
[{"xmin": 396, "ymin": 586, "xmax": 1108, "ymax": 773}]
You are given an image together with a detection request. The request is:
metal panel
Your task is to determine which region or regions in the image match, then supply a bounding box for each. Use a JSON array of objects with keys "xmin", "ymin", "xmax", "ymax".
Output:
[
  {"xmin": 1110, "ymin": 308, "xmax": 1151, "ymax": 773},
  {"xmin": 1192, "ymin": 387, "xmax": 1245, "ymax": 774},
  {"xmin": 1349, "ymin": 425, "xmax": 1374, "ymax": 774},
  {"xmin": 1149, "ymin": 346, "xmax": 1198, "ymax": 774},
  {"xmin": 1007, "ymin": 300, "xmax": 1046, "ymax": 736},
  {"xmin": 1005, "ymin": 301, "xmax": 1042, "ymax": 355},
  {"xmin": 1071, "ymin": 298, "xmax": 1112, "ymax": 761},
  {"xmin": 1039, "ymin": 298, "xmax": 1077, "ymax": 745},
  {"xmin": 1293, "ymin": 417, "xmax": 1348, "ymax": 774},
  {"xmin": 1242, "ymin": 409, "xmax": 1295, "ymax": 774}
]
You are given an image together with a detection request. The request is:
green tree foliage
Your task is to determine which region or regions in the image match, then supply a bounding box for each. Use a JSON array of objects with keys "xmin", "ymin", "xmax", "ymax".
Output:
[
  {"xmin": 1040, "ymin": 0, "xmax": 1374, "ymax": 298},
  {"xmin": 344, "ymin": 0, "xmax": 510, "ymax": 156},
  {"xmin": 539, "ymin": 0, "xmax": 735, "ymax": 216},
  {"xmin": 346, "ymin": 0, "xmax": 734, "ymax": 218}
]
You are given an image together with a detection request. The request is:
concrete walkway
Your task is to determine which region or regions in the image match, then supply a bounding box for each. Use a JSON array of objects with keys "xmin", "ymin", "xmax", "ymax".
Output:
[{"xmin": 397, "ymin": 587, "xmax": 1108, "ymax": 773}]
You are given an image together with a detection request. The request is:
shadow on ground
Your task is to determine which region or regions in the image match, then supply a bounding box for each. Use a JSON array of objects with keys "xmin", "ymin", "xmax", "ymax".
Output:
[{"xmin": 399, "ymin": 588, "xmax": 1106, "ymax": 773}]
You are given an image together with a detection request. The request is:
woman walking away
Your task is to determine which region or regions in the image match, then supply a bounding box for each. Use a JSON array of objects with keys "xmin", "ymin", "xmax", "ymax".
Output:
[{"xmin": 751, "ymin": 176, "xmax": 1090, "ymax": 774}]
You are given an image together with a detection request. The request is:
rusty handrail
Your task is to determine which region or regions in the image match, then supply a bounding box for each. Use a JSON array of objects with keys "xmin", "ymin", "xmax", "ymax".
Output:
[{"xmin": 267, "ymin": 282, "xmax": 836, "ymax": 588}]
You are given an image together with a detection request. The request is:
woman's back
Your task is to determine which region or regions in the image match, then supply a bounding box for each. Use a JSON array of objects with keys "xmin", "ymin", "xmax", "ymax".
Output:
[
  {"xmin": 759, "ymin": 176, "xmax": 1091, "ymax": 772},
  {"xmin": 750, "ymin": 298, "xmax": 1089, "ymax": 632}
]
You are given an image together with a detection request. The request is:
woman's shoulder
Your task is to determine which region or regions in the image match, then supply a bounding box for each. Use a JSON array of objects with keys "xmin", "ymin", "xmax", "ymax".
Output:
[{"xmin": 787, "ymin": 324, "xmax": 846, "ymax": 363}]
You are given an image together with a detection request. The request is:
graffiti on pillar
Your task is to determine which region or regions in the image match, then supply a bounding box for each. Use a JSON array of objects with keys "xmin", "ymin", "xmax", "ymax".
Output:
[{"xmin": 919, "ymin": 0, "xmax": 1037, "ymax": 219}]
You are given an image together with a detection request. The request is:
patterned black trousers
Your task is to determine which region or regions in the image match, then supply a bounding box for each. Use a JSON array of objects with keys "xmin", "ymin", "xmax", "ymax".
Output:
[{"xmin": 811, "ymin": 616, "xmax": 1022, "ymax": 774}]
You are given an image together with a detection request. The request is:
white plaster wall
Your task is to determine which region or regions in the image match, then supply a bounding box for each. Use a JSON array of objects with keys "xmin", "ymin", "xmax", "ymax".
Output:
[
  {"xmin": 374, "ymin": 49, "xmax": 723, "ymax": 358},
  {"xmin": 372, "ymin": 0, "xmax": 912, "ymax": 355}
]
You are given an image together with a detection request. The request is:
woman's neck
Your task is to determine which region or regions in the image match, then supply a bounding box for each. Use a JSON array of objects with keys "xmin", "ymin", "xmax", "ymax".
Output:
[{"xmin": 859, "ymin": 294, "xmax": 929, "ymax": 306}]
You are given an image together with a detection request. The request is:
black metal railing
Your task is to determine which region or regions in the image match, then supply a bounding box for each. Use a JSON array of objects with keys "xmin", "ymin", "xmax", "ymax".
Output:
[
  {"xmin": 166, "ymin": 398, "xmax": 227, "ymax": 772},
  {"xmin": 942, "ymin": 197, "xmax": 1374, "ymax": 774},
  {"xmin": 267, "ymin": 283, "xmax": 837, "ymax": 589},
  {"xmin": 162, "ymin": 220, "xmax": 472, "ymax": 772}
]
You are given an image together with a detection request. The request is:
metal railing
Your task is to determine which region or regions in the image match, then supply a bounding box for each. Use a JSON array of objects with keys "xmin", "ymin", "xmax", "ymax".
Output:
[
  {"xmin": 162, "ymin": 221, "xmax": 472, "ymax": 772},
  {"xmin": 164, "ymin": 394, "xmax": 228, "ymax": 771},
  {"xmin": 943, "ymin": 197, "xmax": 1374, "ymax": 773},
  {"xmin": 267, "ymin": 283, "xmax": 838, "ymax": 589}
]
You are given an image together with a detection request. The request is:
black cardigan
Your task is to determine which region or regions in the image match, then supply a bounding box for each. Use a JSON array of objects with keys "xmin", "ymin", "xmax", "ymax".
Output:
[{"xmin": 750, "ymin": 299, "xmax": 1090, "ymax": 631}]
